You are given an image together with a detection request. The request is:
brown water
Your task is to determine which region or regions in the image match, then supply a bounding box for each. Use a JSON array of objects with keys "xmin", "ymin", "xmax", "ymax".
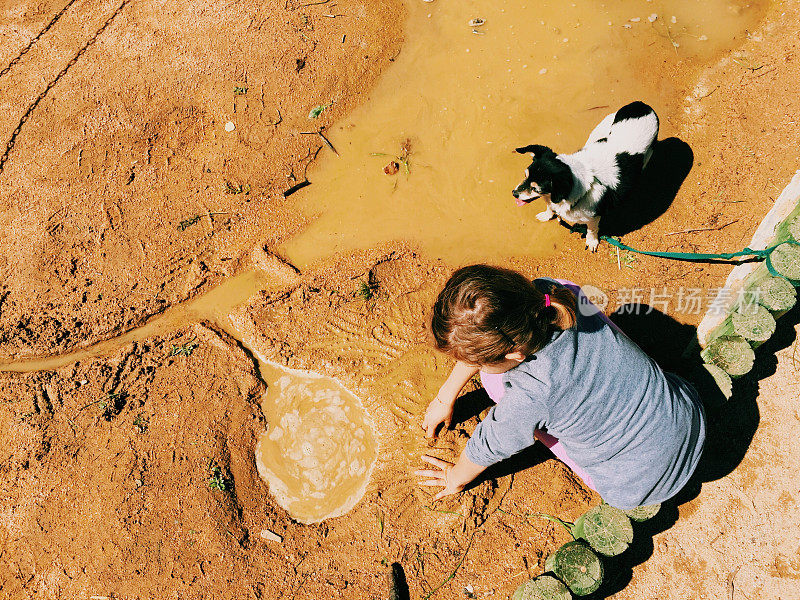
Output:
[
  {"xmin": 0, "ymin": 269, "xmax": 271, "ymax": 373},
  {"xmin": 253, "ymin": 361, "xmax": 378, "ymax": 525},
  {"xmin": 282, "ymin": 0, "xmax": 767, "ymax": 267}
]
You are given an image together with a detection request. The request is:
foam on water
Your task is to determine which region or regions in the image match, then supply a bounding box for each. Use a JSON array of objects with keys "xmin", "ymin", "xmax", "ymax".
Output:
[{"xmin": 254, "ymin": 362, "xmax": 378, "ymax": 524}]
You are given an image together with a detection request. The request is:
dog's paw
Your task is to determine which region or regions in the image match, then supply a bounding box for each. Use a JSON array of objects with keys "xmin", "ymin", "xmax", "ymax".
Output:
[
  {"xmin": 536, "ymin": 210, "xmax": 554, "ymax": 222},
  {"xmin": 585, "ymin": 237, "xmax": 600, "ymax": 252}
]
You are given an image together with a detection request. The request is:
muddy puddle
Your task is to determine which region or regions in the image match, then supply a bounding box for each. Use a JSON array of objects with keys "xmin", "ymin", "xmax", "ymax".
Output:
[
  {"xmin": 253, "ymin": 362, "xmax": 378, "ymax": 524},
  {"xmin": 282, "ymin": 0, "xmax": 767, "ymax": 267}
]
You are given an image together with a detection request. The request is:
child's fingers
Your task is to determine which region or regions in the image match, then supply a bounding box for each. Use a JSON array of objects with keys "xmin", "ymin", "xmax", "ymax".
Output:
[
  {"xmin": 414, "ymin": 469, "xmax": 444, "ymax": 478},
  {"xmin": 418, "ymin": 480, "xmax": 445, "ymax": 487},
  {"xmin": 420, "ymin": 455, "xmax": 451, "ymax": 469},
  {"xmin": 433, "ymin": 490, "xmax": 450, "ymax": 501},
  {"xmin": 425, "ymin": 423, "xmax": 438, "ymax": 438}
]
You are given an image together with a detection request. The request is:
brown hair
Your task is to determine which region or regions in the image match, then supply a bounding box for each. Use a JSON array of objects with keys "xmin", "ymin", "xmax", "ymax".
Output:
[{"xmin": 430, "ymin": 264, "xmax": 577, "ymax": 365}]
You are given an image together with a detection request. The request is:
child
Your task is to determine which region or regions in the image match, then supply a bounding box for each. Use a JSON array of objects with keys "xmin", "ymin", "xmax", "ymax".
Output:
[{"xmin": 416, "ymin": 265, "xmax": 705, "ymax": 509}]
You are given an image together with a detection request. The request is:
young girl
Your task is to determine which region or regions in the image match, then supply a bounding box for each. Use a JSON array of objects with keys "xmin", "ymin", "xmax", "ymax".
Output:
[{"xmin": 416, "ymin": 265, "xmax": 705, "ymax": 509}]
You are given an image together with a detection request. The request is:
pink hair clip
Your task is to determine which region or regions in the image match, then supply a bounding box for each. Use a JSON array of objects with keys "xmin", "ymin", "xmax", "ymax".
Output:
[{"xmin": 544, "ymin": 293, "xmax": 551, "ymax": 307}]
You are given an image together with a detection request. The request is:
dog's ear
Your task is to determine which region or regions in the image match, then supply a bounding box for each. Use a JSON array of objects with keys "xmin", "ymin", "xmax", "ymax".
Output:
[{"xmin": 515, "ymin": 144, "xmax": 552, "ymax": 157}]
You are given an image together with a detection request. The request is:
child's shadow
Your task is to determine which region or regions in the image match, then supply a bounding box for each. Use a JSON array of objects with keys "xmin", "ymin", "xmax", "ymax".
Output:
[
  {"xmin": 585, "ymin": 302, "xmax": 797, "ymax": 598},
  {"xmin": 451, "ymin": 302, "xmax": 798, "ymax": 598}
]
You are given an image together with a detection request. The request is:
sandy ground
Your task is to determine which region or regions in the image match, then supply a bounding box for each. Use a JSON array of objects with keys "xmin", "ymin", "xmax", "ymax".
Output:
[
  {"xmin": 2, "ymin": 0, "xmax": 800, "ymax": 599},
  {"xmin": 0, "ymin": 0, "xmax": 401, "ymax": 358}
]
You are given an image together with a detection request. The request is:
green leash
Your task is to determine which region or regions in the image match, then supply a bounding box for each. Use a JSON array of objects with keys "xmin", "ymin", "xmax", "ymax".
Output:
[{"xmin": 592, "ymin": 232, "xmax": 800, "ymax": 279}]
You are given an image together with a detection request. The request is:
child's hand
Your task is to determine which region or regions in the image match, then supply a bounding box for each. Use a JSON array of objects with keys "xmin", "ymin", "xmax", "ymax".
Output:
[
  {"xmin": 421, "ymin": 396, "xmax": 455, "ymax": 438},
  {"xmin": 415, "ymin": 455, "xmax": 464, "ymax": 501}
]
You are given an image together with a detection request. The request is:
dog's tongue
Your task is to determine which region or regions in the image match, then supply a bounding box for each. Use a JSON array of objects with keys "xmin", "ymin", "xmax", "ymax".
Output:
[{"xmin": 514, "ymin": 199, "xmax": 527, "ymax": 207}]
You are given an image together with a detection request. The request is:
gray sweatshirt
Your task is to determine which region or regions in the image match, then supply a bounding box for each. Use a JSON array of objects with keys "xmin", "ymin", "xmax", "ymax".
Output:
[{"xmin": 464, "ymin": 280, "xmax": 705, "ymax": 509}]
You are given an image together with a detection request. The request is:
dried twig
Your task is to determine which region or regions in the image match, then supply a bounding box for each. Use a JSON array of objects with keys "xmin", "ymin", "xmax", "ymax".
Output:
[
  {"xmin": 283, "ymin": 180, "xmax": 311, "ymax": 198},
  {"xmin": 698, "ymin": 85, "xmax": 720, "ymax": 100},
  {"xmin": 422, "ymin": 530, "xmax": 477, "ymax": 599},
  {"xmin": 301, "ymin": 145, "xmax": 323, "ymax": 179},
  {"xmin": 317, "ymin": 131, "xmax": 338, "ymax": 155},
  {"xmin": 664, "ymin": 220, "xmax": 739, "ymax": 236}
]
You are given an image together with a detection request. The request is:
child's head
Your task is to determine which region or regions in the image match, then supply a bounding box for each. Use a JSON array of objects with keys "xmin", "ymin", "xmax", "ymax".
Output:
[{"xmin": 430, "ymin": 265, "xmax": 577, "ymax": 366}]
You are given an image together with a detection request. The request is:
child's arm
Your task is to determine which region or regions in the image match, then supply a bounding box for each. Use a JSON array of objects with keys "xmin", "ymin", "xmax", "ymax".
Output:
[
  {"xmin": 421, "ymin": 361, "xmax": 480, "ymax": 438},
  {"xmin": 415, "ymin": 451, "xmax": 486, "ymax": 500}
]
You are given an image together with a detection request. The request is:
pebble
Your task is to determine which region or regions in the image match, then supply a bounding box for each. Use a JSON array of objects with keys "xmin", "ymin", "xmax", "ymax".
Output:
[
  {"xmin": 224, "ymin": 121, "xmax": 235, "ymax": 132},
  {"xmin": 538, "ymin": 68, "xmax": 547, "ymax": 74},
  {"xmin": 630, "ymin": 17, "xmax": 641, "ymax": 22},
  {"xmin": 260, "ymin": 529, "xmax": 283, "ymax": 543},
  {"xmin": 671, "ymin": 15, "xmax": 677, "ymax": 23},
  {"xmin": 648, "ymin": 14, "xmax": 658, "ymax": 22},
  {"xmin": 699, "ymin": 35, "xmax": 708, "ymax": 41}
]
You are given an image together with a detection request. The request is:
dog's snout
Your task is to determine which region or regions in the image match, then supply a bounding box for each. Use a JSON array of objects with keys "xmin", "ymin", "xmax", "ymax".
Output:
[{"xmin": 512, "ymin": 189, "xmax": 520, "ymax": 198}]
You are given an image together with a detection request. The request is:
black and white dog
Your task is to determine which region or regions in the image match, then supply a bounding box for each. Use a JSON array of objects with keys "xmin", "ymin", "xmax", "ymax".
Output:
[{"xmin": 512, "ymin": 101, "xmax": 659, "ymax": 251}]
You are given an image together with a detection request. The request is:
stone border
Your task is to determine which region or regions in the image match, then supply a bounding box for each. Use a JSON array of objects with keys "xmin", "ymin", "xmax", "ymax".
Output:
[{"xmin": 697, "ymin": 170, "xmax": 800, "ymax": 345}]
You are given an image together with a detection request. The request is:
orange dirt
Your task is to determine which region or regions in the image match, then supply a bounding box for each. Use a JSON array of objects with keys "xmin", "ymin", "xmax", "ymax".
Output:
[
  {"xmin": 2, "ymin": 1, "xmax": 800, "ymax": 599},
  {"xmin": 0, "ymin": 0, "xmax": 402, "ymax": 358}
]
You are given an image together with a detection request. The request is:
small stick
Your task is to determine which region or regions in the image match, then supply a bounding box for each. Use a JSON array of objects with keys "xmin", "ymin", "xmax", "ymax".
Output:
[
  {"xmin": 664, "ymin": 219, "xmax": 739, "ymax": 236},
  {"xmin": 283, "ymin": 180, "xmax": 311, "ymax": 197},
  {"xmin": 301, "ymin": 126, "xmax": 335, "ymax": 153},
  {"xmin": 317, "ymin": 131, "xmax": 338, "ymax": 155},
  {"xmin": 301, "ymin": 145, "xmax": 323, "ymax": 178},
  {"xmin": 698, "ymin": 85, "xmax": 719, "ymax": 100}
]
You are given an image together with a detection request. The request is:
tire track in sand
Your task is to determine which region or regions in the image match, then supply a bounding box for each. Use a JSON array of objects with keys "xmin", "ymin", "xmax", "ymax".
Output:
[
  {"xmin": 0, "ymin": 0, "xmax": 129, "ymax": 175},
  {"xmin": 0, "ymin": 0, "xmax": 81, "ymax": 79}
]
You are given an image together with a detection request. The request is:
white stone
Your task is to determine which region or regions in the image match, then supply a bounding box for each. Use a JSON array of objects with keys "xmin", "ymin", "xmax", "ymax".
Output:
[{"xmin": 260, "ymin": 529, "xmax": 283, "ymax": 543}]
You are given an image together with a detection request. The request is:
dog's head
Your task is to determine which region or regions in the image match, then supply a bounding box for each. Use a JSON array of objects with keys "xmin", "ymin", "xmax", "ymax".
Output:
[{"xmin": 512, "ymin": 145, "xmax": 573, "ymax": 206}]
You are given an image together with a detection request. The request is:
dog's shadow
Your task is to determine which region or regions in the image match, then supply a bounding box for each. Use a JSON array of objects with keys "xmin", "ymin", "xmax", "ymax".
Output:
[{"xmin": 600, "ymin": 137, "xmax": 694, "ymax": 237}]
